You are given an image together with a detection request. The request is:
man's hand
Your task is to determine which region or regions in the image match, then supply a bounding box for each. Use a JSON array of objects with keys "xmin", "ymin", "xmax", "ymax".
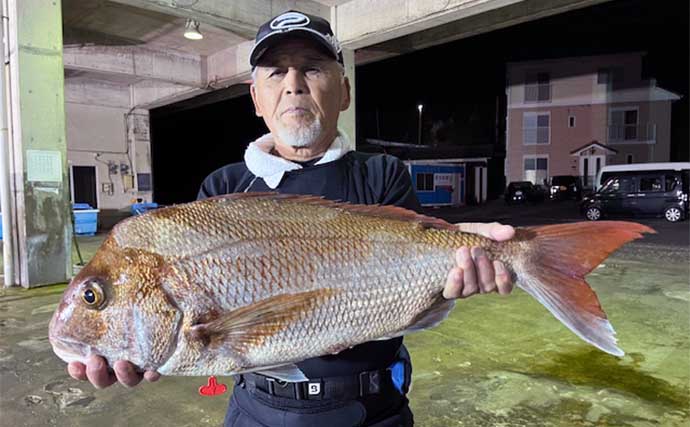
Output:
[
  {"xmin": 443, "ymin": 222, "xmax": 515, "ymax": 299},
  {"xmin": 67, "ymin": 355, "xmax": 160, "ymax": 389}
]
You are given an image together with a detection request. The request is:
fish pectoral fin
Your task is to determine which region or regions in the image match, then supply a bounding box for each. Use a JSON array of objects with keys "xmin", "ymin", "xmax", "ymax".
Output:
[
  {"xmin": 255, "ymin": 364, "xmax": 309, "ymax": 383},
  {"xmin": 189, "ymin": 289, "xmax": 338, "ymax": 350}
]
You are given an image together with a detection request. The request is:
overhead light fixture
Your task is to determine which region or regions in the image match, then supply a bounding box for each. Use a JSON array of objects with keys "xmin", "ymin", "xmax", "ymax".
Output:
[{"xmin": 184, "ymin": 19, "xmax": 203, "ymax": 40}]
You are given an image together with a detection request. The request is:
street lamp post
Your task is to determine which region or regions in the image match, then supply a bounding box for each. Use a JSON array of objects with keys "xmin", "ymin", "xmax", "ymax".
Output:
[{"xmin": 417, "ymin": 104, "xmax": 424, "ymax": 145}]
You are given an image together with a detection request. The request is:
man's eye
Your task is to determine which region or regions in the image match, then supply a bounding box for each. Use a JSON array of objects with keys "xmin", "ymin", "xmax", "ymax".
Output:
[
  {"xmin": 269, "ymin": 70, "xmax": 285, "ymax": 77},
  {"xmin": 305, "ymin": 67, "xmax": 321, "ymax": 75}
]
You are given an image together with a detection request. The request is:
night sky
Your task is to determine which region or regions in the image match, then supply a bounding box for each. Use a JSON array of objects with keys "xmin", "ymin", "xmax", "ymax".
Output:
[{"xmin": 151, "ymin": 0, "xmax": 688, "ymax": 205}]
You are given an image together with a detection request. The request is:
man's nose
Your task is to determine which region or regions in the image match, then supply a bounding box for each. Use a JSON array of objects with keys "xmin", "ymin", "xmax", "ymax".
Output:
[{"xmin": 283, "ymin": 68, "xmax": 308, "ymax": 95}]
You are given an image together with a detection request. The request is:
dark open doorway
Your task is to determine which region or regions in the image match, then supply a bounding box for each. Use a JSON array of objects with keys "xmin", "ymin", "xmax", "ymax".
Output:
[
  {"xmin": 71, "ymin": 165, "xmax": 98, "ymax": 208},
  {"xmin": 149, "ymin": 85, "xmax": 267, "ymax": 205}
]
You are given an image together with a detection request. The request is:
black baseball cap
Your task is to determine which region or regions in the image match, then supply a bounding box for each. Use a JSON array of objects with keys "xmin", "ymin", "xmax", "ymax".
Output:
[{"xmin": 249, "ymin": 10, "xmax": 344, "ymax": 67}]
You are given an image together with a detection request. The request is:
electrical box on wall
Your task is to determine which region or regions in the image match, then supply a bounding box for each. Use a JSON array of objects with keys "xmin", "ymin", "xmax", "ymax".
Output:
[
  {"xmin": 120, "ymin": 163, "xmax": 130, "ymax": 175},
  {"xmin": 122, "ymin": 175, "xmax": 134, "ymax": 191},
  {"xmin": 102, "ymin": 182, "xmax": 114, "ymax": 195}
]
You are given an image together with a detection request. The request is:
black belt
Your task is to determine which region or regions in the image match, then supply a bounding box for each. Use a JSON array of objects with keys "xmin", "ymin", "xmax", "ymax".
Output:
[{"xmin": 236, "ymin": 369, "xmax": 393, "ymax": 401}]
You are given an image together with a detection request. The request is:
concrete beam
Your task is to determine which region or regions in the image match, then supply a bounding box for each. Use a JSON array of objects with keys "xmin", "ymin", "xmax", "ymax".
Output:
[
  {"xmin": 206, "ymin": 40, "xmax": 254, "ymax": 88},
  {"xmin": 65, "ymin": 79, "xmax": 131, "ymax": 108},
  {"xmin": 131, "ymin": 80, "xmax": 210, "ymax": 109},
  {"xmin": 109, "ymin": 0, "xmax": 329, "ymax": 39},
  {"xmin": 63, "ymin": 45, "xmax": 206, "ymax": 88},
  {"xmin": 336, "ymin": 0, "xmax": 611, "ymax": 50}
]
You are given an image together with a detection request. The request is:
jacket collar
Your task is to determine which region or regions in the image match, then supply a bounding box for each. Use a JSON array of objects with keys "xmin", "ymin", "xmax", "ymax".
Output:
[{"xmin": 243, "ymin": 130, "xmax": 352, "ymax": 189}]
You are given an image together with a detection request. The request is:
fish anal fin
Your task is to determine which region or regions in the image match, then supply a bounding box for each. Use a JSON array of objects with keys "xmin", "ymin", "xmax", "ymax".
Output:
[
  {"xmin": 189, "ymin": 289, "xmax": 337, "ymax": 351},
  {"xmin": 255, "ymin": 364, "xmax": 308, "ymax": 382},
  {"xmin": 406, "ymin": 294, "xmax": 456, "ymax": 332},
  {"xmin": 374, "ymin": 294, "xmax": 456, "ymax": 341}
]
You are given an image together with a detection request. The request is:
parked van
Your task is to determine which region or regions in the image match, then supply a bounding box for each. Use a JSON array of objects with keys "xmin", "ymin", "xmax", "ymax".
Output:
[
  {"xmin": 581, "ymin": 166, "xmax": 689, "ymax": 222},
  {"xmin": 594, "ymin": 162, "xmax": 690, "ymax": 191}
]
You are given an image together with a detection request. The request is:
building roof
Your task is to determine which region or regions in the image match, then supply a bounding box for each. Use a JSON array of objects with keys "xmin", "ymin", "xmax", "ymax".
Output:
[
  {"xmin": 570, "ymin": 141, "xmax": 619, "ymax": 155},
  {"xmin": 360, "ymin": 138, "xmax": 495, "ymax": 161}
]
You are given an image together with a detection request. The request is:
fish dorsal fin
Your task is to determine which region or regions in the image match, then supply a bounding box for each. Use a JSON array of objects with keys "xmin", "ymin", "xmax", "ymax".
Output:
[
  {"xmin": 203, "ymin": 192, "xmax": 457, "ymax": 231},
  {"xmin": 190, "ymin": 289, "xmax": 338, "ymax": 350}
]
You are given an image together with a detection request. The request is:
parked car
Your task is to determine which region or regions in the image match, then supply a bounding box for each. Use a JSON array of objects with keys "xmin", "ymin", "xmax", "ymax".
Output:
[
  {"xmin": 594, "ymin": 162, "xmax": 690, "ymax": 191},
  {"xmin": 580, "ymin": 170, "xmax": 689, "ymax": 222},
  {"xmin": 505, "ymin": 181, "xmax": 545, "ymax": 204},
  {"xmin": 530, "ymin": 184, "xmax": 548, "ymax": 203},
  {"xmin": 549, "ymin": 175, "xmax": 582, "ymax": 200}
]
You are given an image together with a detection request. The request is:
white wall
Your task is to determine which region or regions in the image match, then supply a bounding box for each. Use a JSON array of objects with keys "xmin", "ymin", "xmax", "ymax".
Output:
[{"xmin": 65, "ymin": 102, "xmax": 152, "ymax": 210}]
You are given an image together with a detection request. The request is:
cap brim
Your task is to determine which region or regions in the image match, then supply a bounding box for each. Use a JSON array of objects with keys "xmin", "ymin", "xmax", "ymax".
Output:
[{"xmin": 249, "ymin": 28, "xmax": 341, "ymax": 67}]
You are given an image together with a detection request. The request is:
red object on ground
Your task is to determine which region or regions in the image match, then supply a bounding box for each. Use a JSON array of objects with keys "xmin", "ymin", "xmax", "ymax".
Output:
[{"xmin": 198, "ymin": 376, "xmax": 228, "ymax": 396}]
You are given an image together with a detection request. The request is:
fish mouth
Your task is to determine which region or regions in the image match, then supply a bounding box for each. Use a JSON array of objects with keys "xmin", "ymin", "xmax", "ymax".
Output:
[{"xmin": 49, "ymin": 336, "xmax": 94, "ymax": 364}]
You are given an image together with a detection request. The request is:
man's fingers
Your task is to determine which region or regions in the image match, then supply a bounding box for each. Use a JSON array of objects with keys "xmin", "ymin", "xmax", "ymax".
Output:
[
  {"xmin": 494, "ymin": 261, "xmax": 513, "ymax": 295},
  {"xmin": 144, "ymin": 371, "xmax": 161, "ymax": 383},
  {"xmin": 456, "ymin": 247, "xmax": 478, "ymax": 297},
  {"xmin": 85, "ymin": 355, "xmax": 117, "ymax": 389},
  {"xmin": 113, "ymin": 360, "xmax": 143, "ymax": 388},
  {"xmin": 443, "ymin": 267, "xmax": 463, "ymax": 299},
  {"xmin": 67, "ymin": 362, "xmax": 87, "ymax": 381},
  {"xmin": 472, "ymin": 247, "xmax": 496, "ymax": 294},
  {"xmin": 456, "ymin": 222, "xmax": 515, "ymax": 242}
]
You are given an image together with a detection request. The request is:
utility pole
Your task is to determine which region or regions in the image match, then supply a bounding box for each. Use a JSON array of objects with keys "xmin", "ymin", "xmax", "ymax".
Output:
[{"xmin": 417, "ymin": 104, "xmax": 423, "ymax": 145}]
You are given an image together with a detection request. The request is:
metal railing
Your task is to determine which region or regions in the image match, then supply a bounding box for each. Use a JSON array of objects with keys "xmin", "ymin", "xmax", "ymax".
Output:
[
  {"xmin": 607, "ymin": 123, "xmax": 656, "ymax": 143},
  {"xmin": 524, "ymin": 84, "xmax": 552, "ymax": 102}
]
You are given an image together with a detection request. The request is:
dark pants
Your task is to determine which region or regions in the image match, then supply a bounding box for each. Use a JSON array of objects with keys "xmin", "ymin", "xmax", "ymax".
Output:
[{"xmin": 223, "ymin": 385, "xmax": 414, "ymax": 427}]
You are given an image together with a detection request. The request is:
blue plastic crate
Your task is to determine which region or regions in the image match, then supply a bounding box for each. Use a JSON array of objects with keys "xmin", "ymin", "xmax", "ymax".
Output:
[
  {"xmin": 73, "ymin": 208, "xmax": 99, "ymax": 236},
  {"xmin": 131, "ymin": 202, "xmax": 159, "ymax": 215}
]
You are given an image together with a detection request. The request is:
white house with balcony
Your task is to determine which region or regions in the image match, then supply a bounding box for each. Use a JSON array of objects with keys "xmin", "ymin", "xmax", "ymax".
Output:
[{"xmin": 505, "ymin": 52, "xmax": 681, "ymax": 187}]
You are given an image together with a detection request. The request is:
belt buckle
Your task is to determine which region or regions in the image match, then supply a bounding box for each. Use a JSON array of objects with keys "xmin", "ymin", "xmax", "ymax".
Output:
[{"xmin": 359, "ymin": 370, "xmax": 381, "ymax": 397}]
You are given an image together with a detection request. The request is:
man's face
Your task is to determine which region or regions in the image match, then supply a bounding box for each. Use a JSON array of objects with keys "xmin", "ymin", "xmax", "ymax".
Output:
[{"xmin": 250, "ymin": 38, "xmax": 350, "ymax": 149}]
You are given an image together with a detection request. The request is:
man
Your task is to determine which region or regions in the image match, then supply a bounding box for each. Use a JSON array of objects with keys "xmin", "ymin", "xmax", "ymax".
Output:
[{"xmin": 67, "ymin": 10, "xmax": 514, "ymax": 426}]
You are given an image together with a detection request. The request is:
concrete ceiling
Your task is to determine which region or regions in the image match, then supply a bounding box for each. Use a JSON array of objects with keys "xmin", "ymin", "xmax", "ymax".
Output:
[
  {"xmin": 63, "ymin": 0, "xmax": 246, "ymax": 56},
  {"xmin": 62, "ymin": 0, "xmax": 613, "ymax": 110}
]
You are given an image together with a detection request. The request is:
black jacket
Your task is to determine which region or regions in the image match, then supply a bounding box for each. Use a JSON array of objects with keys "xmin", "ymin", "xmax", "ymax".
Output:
[{"xmin": 197, "ymin": 151, "xmax": 422, "ymax": 378}]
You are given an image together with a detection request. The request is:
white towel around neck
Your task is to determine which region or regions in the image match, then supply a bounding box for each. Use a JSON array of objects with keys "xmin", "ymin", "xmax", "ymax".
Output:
[{"xmin": 243, "ymin": 131, "xmax": 352, "ymax": 189}]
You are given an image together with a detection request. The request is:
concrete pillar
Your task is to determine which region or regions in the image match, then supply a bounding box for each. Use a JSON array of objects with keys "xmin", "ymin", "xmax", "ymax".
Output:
[
  {"xmin": 5, "ymin": 0, "xmax": 71, "ymax": 287},
  {"xmin": 338, "ymin": 48, "xmax": 357, "ymax": 150}
]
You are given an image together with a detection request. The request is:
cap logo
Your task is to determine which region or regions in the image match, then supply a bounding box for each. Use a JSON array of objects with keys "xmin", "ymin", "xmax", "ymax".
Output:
[{"xmin": 270, "ymin": 12, "xmax": 310, "ymax": 30}]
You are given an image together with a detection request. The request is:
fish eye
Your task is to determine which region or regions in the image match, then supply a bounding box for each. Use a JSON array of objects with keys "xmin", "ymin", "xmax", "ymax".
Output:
[{"xmin": 81, "ymin": 281, "xmax": 106, "ymax": 309}]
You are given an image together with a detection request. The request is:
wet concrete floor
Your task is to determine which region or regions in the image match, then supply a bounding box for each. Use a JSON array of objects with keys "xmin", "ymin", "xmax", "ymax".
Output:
[{"xmin": 0, "ymin": 206, "xmax": 688, "ymax": 426}]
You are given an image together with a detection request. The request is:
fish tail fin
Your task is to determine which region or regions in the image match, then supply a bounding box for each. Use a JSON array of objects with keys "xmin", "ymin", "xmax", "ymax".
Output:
[{"xmin": 513, "ymin": 221, "xmax": 654, "ymax": 357}]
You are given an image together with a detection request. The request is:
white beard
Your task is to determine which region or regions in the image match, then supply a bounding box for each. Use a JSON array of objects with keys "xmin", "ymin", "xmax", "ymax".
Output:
[{"xmin": 275, "ymin": 119, "xmax": 323, "ymax": 148}]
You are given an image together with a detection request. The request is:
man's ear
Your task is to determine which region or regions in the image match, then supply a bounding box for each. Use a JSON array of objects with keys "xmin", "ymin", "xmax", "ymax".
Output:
[
  {"xmin": 340, "ymin": 76, "xmax": 351, "ymax": 111},
  {"xmin": 250, "ymin": 84, "xmax": 263, "ymax": 117}
]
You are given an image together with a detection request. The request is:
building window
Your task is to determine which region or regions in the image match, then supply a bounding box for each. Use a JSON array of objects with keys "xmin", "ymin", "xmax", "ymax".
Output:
[
  {"xmin": 626, "ymin": 154, "xmax": 634, "ymax": 164},
  {"xmin": 523, "ymin": 157, "xmax": 548, "ymax": 185},
  {"xmin": 523, "ymin": 113, "xmax": 550, "ymax": 145},
  {"xmin": 525, "ymin": 72, "xmax": 551, "ymax": 102},
  {"xmin": 137, "ymin": 173, "xmax": 152, "ymax": 191},
  {"xmin": 597, "ymin": 67, "xmax": 624, "ymax": 88},
  {"xmin": 609, "ymin": 109, "xmax": 638, "ymax": 141},
  {"xmin": 416, "ymin": 173, "xmax": 434, "ymax": 191},
  {"xmin": 568, "ymin": 116, "xmax": 576, "ymax": 128}
]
